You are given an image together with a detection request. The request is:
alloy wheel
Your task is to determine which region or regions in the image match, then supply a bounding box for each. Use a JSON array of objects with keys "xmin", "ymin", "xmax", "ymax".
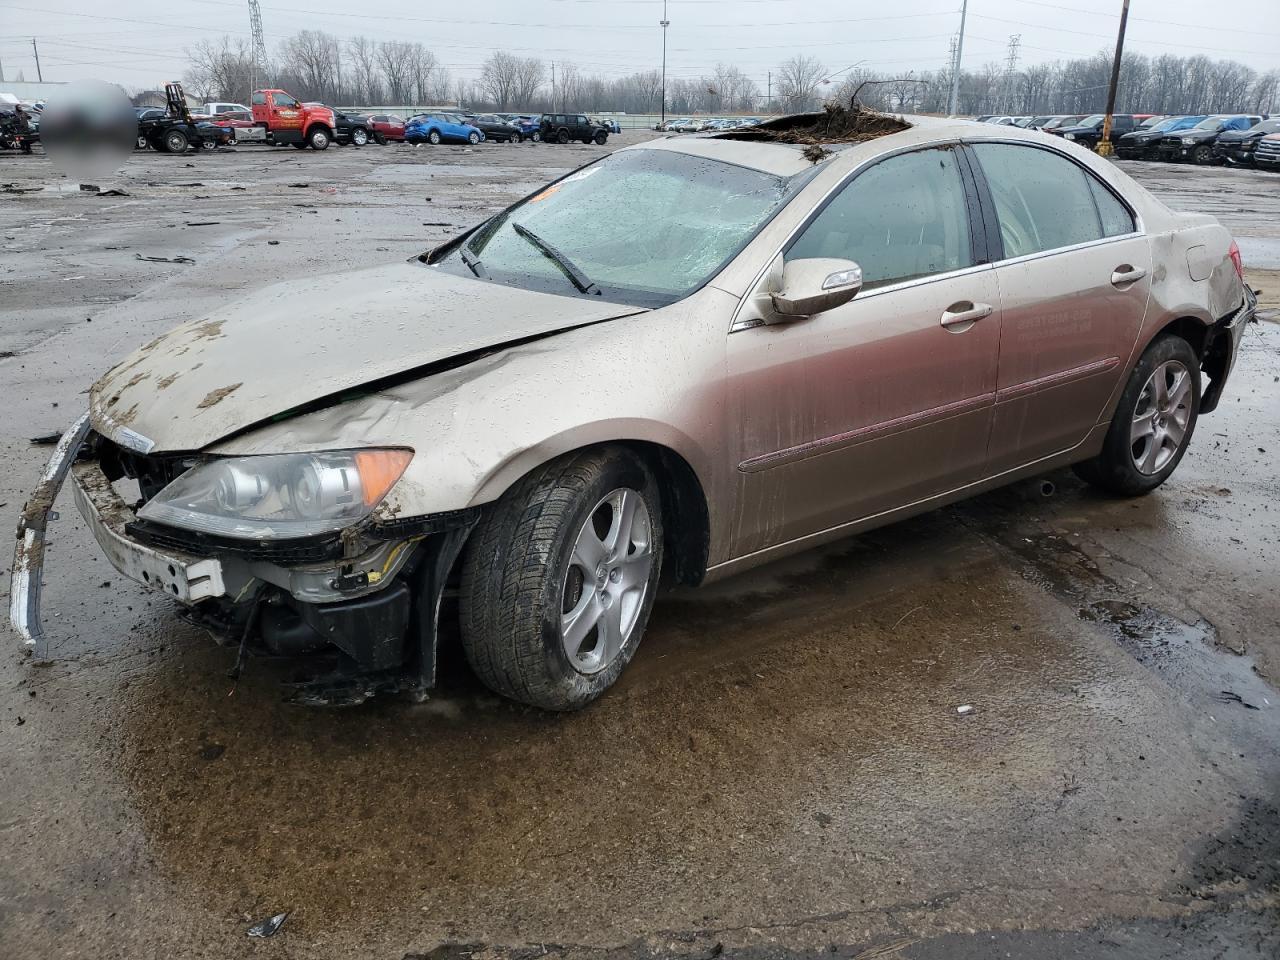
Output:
[
  {"xmin": 560, "ymin": 488, "xmax": 654, "ymax": 675},
  {"xmin": 1131, "ymin": 359, "xmax": 1192, "ymax": 475}
]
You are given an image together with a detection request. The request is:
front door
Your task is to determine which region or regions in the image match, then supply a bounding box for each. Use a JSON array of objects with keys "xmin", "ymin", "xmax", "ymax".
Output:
[
  {"xmin": 965, "ymin": 141, "xmax": 1152, "ymax": 473},
  {"xmin": 727, "ymin": 145, "xmax": 1002, "ymax": 558}
]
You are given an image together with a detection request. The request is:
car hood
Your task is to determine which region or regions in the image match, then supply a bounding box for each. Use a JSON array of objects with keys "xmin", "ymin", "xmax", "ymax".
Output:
[
  {"xmin": 1215, "ymin": 130, "xmax": 1257, "ymax": 143},
  {"xmin": 90, "ymin": 261, "xmax": 645, "ymax": 453},
  {"xmin": 1174, "ymin": 129, "xmax": 1217, "ymax": 140},
  {"xmin": 1057, "ymin": 125, "xmax": 1100, "ymax": 136}
]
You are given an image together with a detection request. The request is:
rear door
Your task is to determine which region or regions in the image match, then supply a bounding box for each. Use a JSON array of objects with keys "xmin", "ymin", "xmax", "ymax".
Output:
[{"xmin": 965, "ymin": 140, "xmax": 1151, "ymax": 474}]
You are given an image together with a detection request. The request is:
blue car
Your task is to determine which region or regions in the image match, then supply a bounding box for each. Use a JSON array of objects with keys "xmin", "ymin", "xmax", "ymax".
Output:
[
  {"xmin": 511, "ymin": 115, "xmax": 541, "ymax": 140},
  {"xmin": 404, "ymin": 113, "xmax": 484, "ymax": 145}
]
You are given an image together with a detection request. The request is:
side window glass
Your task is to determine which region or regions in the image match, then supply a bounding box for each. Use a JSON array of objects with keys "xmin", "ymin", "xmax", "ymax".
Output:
[
  {"xmin": 1088, "ymin": 178, "xmax": 1135, "ymax": 237},
  {"xmin": 251, "ymin": 92, "xmax": 266, "ymax": 105},
  {"xmin": 971, "ymin": 143, "xmax": 1104, "ymax": 257},
  {"xmin": 785, "ymin": 147, "xmax": 974, "ymax": 289}
]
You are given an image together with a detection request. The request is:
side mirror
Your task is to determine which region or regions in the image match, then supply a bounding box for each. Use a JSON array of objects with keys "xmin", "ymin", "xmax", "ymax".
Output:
[{"xmin": 769, "ymin": 258, "xmax": 863, "ymax": 319}]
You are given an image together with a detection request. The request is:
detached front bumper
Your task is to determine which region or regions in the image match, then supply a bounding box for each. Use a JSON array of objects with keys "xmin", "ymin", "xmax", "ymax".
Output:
[
  {"xmin": 11, "ymin": 416, "xmax": 228, "ymax": 645},
  {"xmin": 10, "ymin": 420, "xmax": 478, "ymax": 704}
]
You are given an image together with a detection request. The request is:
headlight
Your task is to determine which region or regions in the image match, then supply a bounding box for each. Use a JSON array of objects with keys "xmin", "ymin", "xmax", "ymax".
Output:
[
  {"xmin": 137, "ymin": 449, "xmax": 412, "ymax": 539},
  {"xmin": 1064, "ymin": 133, "xmax": 1075, "ymax": 140},
  {"xmin": 1182, "ymin": 137, "xmax": 1197, "ymax": 145}
]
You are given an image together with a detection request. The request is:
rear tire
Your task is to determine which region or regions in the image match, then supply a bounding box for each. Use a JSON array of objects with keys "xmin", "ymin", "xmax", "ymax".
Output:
[
  {"xmin": 531, "ymin": 131, "xmax": 541, "ymax": 142},
  {"xmin": 557, "ymin": 128, "xmax": 570, "ymax": 144},
  {"xmin": 292, "ymin": 142, "xmax": 308, "ymax": 149},
  {"xmin": 1073, "ymin": 334, "xmax": 1201, "ymax": 496},
  {"xmin": 460, "ymin": 448, "xmax": 664, "ymax": 711},
  {"xmin": 163, "ymin": 129, "xmax": 189, "ymax": 153}
]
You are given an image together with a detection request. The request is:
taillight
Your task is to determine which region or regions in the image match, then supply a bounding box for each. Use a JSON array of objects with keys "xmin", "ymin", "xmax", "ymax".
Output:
[{"xmin": 1228, "ymin": 240, "xmax": 1244, "ymax": 282}]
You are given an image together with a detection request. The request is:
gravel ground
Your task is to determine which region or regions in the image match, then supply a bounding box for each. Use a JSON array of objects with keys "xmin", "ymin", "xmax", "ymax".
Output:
[{"xmin": 1, "ymin": 135, "xmax": 1278, "ymax": 960}]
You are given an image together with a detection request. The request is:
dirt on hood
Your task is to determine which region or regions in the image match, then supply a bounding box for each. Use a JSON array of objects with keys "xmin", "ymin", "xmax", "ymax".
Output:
[{"xmin": 714, "ymin": 104, "xmax": 910, "ymax": 161}]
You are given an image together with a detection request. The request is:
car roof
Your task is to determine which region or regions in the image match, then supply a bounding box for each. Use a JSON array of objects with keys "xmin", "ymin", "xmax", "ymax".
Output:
[{"xmin": 626, "ymin": 114, "xmax": 1131, "ymax": 178}]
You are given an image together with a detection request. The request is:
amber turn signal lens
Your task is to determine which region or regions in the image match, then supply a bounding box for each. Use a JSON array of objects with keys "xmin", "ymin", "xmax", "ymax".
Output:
[{"xmin": 354, "ymin": 449, "xmax": 413, "ymax": 506}]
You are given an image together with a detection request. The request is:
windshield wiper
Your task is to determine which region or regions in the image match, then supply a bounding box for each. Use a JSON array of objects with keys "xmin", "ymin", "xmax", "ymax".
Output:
[
  {"xmin": 460, "ymin": 243, "xmax": 486, "ymax": 278},
  {"xmin": 510, "ymin": 221, "xmax": 600, "ymax": 295}
]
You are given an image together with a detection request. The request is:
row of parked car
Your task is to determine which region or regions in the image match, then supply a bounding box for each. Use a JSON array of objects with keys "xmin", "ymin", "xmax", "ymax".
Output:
[
  {"xmin": 975, "ymin": 112, "xmax": 1280, "ymax": 168},
  {"xmin": 131, "ymin": 87, "xmax": 617, "ymax": 153},
  {"xmin": 654, "ymin": 117, "xmax": 763, "ymax": 132}
]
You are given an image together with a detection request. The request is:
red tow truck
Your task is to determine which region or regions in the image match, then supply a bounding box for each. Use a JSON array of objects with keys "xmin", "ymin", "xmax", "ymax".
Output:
[{"xmin": 246, "ymin": 89, "xmax": 337, "ymax": 150}]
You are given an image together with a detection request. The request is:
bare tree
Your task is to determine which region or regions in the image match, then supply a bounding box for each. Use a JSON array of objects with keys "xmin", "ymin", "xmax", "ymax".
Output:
[
  {"xmin": 480, "ymin": 51, "xmax": 521, "ymax": 109},
  {"xmin": 185, "ymin": 37, "xmax": 258, "ymax": 103},
  {"xmin": 348, "ymin": 36, "xmax": 382, "ymax": 105},
  {"xmin": 377, "ymin": 40, "xmax": 416, "ymax": 104},
  {"xmin": 514, "ymin": 57, "xmax": 547, "ymax": 109},
  {"xmin": 777, "ymin": 55, "xmax": 826, "ymax": 112},
  {"xmin": 280, "ymin": 30, "xmax": 340, "ymax": 102}
]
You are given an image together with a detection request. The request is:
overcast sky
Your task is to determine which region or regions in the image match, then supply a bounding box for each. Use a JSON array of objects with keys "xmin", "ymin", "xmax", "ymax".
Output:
[{"xmin": 1, "ymin": 0, "xmax": 1277, "ymax": 92}]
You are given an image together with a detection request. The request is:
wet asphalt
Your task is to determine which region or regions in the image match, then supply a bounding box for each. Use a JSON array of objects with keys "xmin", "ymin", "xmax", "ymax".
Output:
[{"xmin": 1, "ymin": 134, "xmax": 1278, "ymax": 959}]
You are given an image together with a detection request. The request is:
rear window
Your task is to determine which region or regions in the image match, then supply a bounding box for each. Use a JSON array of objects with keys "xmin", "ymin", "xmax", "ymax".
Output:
[{"xmin": 251, "ymin": 92, "xmax": 266, "ymax": 105}]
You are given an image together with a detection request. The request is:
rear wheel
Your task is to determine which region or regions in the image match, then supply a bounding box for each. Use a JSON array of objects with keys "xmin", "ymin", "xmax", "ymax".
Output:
[
  {"xmin": 292, "ymin": 142, "xmax": 308, "ymax": 149},
  {"xmin": 1073, "ymin": 334, "xmax": 1201, "ymax": 496},
  {"xmin": 135, "ymin": 134, "xmax": 148, "ymax": 150},
  {"xmin": 531, "ymin": 131, "xmax": 541, "ymax": 142},
  {"xmin": 557, "ymin": 128, "xmax": 570, "ymax": 144},
  {"xmin": 163, "ymin": 129, "xmax": 189, "ymax": 153},
  {"xmin": 460, "ymin": 448, "xmax": 664, "ymax": 711}
]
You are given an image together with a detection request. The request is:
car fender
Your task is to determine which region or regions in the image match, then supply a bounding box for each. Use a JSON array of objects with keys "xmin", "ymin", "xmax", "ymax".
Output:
[{"xmin": 209, "ymin": 286, "xmax": 737, "ymax": 559}]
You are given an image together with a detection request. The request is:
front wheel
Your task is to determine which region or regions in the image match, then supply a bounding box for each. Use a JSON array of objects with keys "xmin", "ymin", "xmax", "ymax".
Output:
[
  {"xmin": 135, "ymin": 134, "xmax": 148, "ymax": 150},
  {"xmin": 1073, "ymin": 334, "xmax": 1201, "ymax": 496},
  {"xmin": 468, "ymin": 131, "xmax": 480, "ymax": 144},
  {"xmin": 460, "ymin": 448, "xmax": 664, "ymax": 711},
  {"xmin": 351, "ymin": 127, "xmax": 368, "ymax": 146},
  {"xmin": 308, "ymin": 127, "xmax": 330, "ymax": 150},
  {"xmin": 593, "ymin": 131, "xmax": 608, "ymax": 145},
  {"xmin": 1193, "ymin": 145, "xmax": 1213, "ymax": 164}
]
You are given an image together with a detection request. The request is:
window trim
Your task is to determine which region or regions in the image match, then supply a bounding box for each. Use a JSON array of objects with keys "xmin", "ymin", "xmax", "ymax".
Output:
[{"xmin": 961, "ymin": 138, "xmax": 1144, "ymax": 265}]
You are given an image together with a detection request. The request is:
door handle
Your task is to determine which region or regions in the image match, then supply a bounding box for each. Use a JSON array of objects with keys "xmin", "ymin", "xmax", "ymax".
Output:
[
  {"xmin": 1111, "ymin": 265, "xmax": 1147, "ymax": 287},
  {"xmin": 940, "ymin": 301, "xmax": 994, "ymax": 329}
]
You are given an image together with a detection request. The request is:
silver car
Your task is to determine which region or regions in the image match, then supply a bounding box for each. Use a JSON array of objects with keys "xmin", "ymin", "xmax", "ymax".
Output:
[{"xmin": 12, "ymin": 118, "xmax": 1254, "ymax": 709}]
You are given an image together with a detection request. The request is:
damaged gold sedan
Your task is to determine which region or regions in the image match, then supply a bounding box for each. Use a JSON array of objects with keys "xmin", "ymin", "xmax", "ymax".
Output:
[{"xmin": 12, "ymin": 115, "xmax": 1255, "ymax": 709}]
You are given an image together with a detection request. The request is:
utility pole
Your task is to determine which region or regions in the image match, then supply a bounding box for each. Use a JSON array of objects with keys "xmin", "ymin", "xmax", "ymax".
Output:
[
  {"xmin": 1001, "ymin": 34, "xmax": 1021, "ymax": 114},
  {"xmin": 248, "ymin": 0, "xmax": 270, "ymax": 90},
  {"xmin": 659, "ymin": 0, "xmax": 669, "ymax": 124},
  {"xmin": 947, "ymin": 0, "xmax": 968, "ymax": 116},
  {"xmin": 1098, "ymin": 0, "xmax": 1130, "ymax": 156},
  {"xmin": 31, "ymin": 38, "xmax": 43, "ymax": 82},
  {"xmin": 551, "ymin": 62, "xmax": 557, "ymax": 111},
  {"xmin": 766, "ymin": 71, "xmax": 771, "ymax": 112}
]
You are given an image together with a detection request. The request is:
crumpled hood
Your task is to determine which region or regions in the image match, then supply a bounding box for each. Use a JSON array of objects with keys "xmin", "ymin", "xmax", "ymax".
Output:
[{"xmin": 90, "ymin": 261, "xmax": 643, "ymax": 452}]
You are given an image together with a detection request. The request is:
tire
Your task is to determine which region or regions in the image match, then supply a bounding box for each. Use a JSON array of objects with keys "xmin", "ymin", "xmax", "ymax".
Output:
[
  {"xmin": 163, "ymin": 129, "xmax": 189, "ymax": 154},
  {"xmin": 1073, "ymin": 334, "xmax": 1201, "ymax": 496},
  {"xmin": 513, "ymin": 133, "xmax": 523, "ymax": 143},
  {"xmin": 428, "ymin": 129, "xmax": 441, "ymax": 145},
  {"xmin": 352, "ymin": 127, "xmax": 368, "ymax": 146},
  {"xmin": 556, "ymin": 128, "xmax": 570, "ymax": 144},
  {"xmin": 468, "ymin": 131, "xmax": 480, "ymax": 144},
  {"xmin": 531, "ymin": 131, "xmax": 541, "ymax": 142},
  {"xmin": 373, "ymin": 133, "xmax": 387, "ymax": 145},
  {"xmin": 308, "ymin": 127, "xmax": 330, "ymax": 150},
  {"xmin": 292, "ymin": 142, "xmax": 309, "ymax": 149},
  {"xmin": 1193, "ymin": 145, "xmax": 1213, "ymax": 165},
  {"xmin": 135, "ymin": 134, "xmax": 148, "ymax": 150},
  {"xmin": 460, "ymin": 447, "xmax": 664, "ymax": 711},
  {"xmin": 593, "ymin": 131, "xmax": 608, "ymax": 145}
]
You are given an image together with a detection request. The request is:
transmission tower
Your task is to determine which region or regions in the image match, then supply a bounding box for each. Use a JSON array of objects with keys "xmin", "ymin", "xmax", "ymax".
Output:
[
  {"xmin": 248, "ymin": 0, "xmax": 270, "ymax": 87},
  {"xmin": 1002, "ymin": 34, "xmax": 1021, "ymax": 113}
]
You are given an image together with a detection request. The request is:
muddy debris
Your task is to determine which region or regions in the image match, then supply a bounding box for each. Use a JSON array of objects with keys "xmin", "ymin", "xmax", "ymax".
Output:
[
  {"xmin": 714, "ymin": 104, "xmax": 910, "ymax": 157},
  {"xmin": 135, "ymin": 254, "xmax": 195, "ymax": 265},
  {"xmin": 196, "ymin": 383, "xmax": 242, "ymax": 408}
]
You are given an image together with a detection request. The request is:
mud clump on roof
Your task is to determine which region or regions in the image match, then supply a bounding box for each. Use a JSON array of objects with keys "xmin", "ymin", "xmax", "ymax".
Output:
[{"xmin": 715, "ymin": 104, "xmax": 910, "ymax": 155}]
